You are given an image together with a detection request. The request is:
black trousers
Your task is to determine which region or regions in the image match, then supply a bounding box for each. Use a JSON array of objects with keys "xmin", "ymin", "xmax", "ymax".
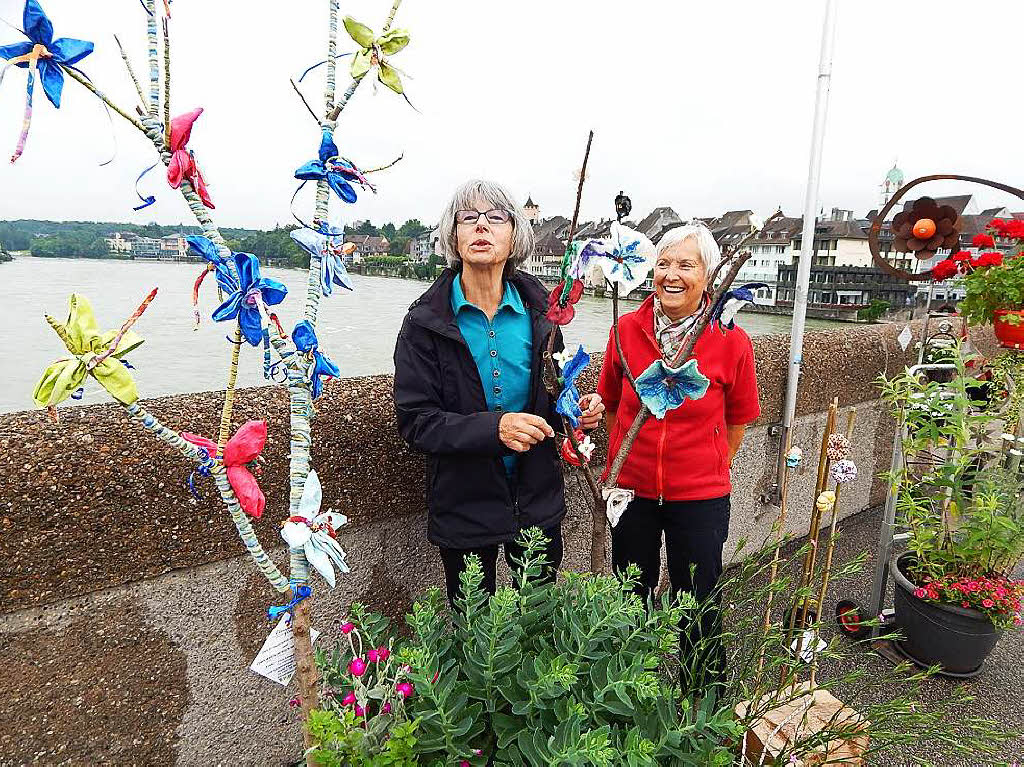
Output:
[
  {"xmin": 438, "ymin": 524, "xmax": 564, "ymax": 605},
  {"xmin": 611, "ymin": 495, "xmax": 730, "ymax": 691}
]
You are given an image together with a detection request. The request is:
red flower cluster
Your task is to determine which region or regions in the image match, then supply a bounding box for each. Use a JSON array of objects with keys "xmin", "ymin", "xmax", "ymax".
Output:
[
  {"xmin": 913, "ymin": 573, "xmax": 1024, "ymax": 629},
  {"xmin": 989, "ymin": 218, "xmax": 1024, "ymax": 240},
  {"xmin": 930, "ymin": 250, "xmax": 1004, "ymax": 281},
  {"xmin": 972, "ymin": 232, "xmax": 995, "ymax": 249}
]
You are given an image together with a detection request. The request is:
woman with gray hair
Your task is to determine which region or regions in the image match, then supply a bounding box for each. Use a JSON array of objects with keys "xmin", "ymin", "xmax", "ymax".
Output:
[
  {"xmin": 596, "ymin": 221, "xmax": 760, "ymax": 688},
  {"xmin": 393, "ymin": 179, "xmax": 604, "ymax": 604}
]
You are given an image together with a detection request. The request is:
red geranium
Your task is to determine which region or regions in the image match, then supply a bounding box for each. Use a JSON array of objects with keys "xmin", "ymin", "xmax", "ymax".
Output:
[
  {"xmin": 951, "ymin": 250, "xmax": 973, "ymax": 262},
  {"xmin": 972, "ymin": 232, "xmax": 995, "ymax": 249},
  {"xmin": 975, "ymin": 251, "xmax": 1004, "ymax": 268},
  {"xmin": 930, "ymin": 259, "xmax": 958, "ymax": 281},
  {"xmin": 545, "ymin": 279, "xmax": 584, "ymax": 325},
  {"xmin": 989, "ymin": 218, "xmax": 1024, "ymax": 240}
]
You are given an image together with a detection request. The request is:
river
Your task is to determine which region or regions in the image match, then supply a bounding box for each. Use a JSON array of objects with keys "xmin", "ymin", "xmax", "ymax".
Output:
[{"xmin": 0, "ymin": 256, "xmax": 843, "ymax": 414}]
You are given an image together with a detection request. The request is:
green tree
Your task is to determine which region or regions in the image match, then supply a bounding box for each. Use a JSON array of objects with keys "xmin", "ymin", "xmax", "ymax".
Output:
[
  {"xmin": 381, "ymin": 222, "xmax": 397, "ymax": 240},
  {"xmin": 398, "ymin": 218, "xmax": 429, "ymax": 238},
  {"xmin": 389, "ymin": 236, "xmax": 410, "ymax": 256},
  {"xmin": 355, "ymin": 220, "xmax": 378, "ymax": 236}
]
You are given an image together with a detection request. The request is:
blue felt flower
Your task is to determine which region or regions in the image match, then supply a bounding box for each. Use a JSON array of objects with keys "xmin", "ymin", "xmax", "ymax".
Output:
[
  {"xmin": 555, "ymin": 345, "xmax": 590, "ymax": 427},
  {"xmin": 1, "ymin": 0, "xmax": 93, "ymax": 162},
  {"xmin": 186, "ymin": 235, "xmax": 239, "ymax": 293},
  {"xmin": 294, "ymin": 127, "xmax": 371, "ymax": 204},
  {"xmin": 292, "ymin": 321, "xmax": 340, "ymax": 398},
  {"xmin": 290, "ymin": 228, "xmax": 353, "ymax": 296},
  {"xmin": 634, "ymin": 358, "xmax": 710, "ymax": 420},
  {"xmin": 212, "ymin": 253, "xmax": 288, "ymax": 346},
  {"xmin": 709, "ymin": 282, "xmax": 769, "ymax": 330}
]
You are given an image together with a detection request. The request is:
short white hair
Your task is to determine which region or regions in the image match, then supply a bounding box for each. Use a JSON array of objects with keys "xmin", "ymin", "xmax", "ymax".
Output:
[
  {"xmin": 437, "ymin": 179, "xmax": 535, "ymax": 276},
  {"xmin": 656, "ymin": 222, "xmax": 721, "ymax": 275}
]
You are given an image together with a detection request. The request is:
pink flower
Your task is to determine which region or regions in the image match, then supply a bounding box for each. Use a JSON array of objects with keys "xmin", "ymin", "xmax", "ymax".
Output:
[
  {"xmin": 354, "ymin": 705, "xmax": 365, "ymax": 717},
  {"xmin": 342, "ymin": 691, "xmax": 356, "ymax": 706},
  {"xmin": 349, "ymin": 657, "xmax": 367, "ymax": 677},
  {"xmin": 396, "ymin": 682, "xmax": 414, "ymax": 698},
  {"xmin": 340, "ymin": 622, "xmax": 355, "ymax": 634},
  {"xmin": 381, "ymin": 702, "xmax": 392, "ymax": 714},
  {"xmin": 288, "ymin": 696, "xmax": 301, "ymax": 709},
  {"xmin": 367, "ymin": 649, "xmax": 379, "ymax": 663},
  {"xmin": 377, "ymin": 646, "xmax": 390, "ymax": 661},
  {"xmin": 983, "ymin": 599, "xmax": 995, "ymax": 608},
  {"xmin": 913, "ymin": 587, "xmax": 927, "ymax": 599}
]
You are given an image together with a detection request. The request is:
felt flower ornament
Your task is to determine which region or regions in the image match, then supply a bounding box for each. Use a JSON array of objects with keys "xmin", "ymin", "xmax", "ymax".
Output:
[
  {"xmin": 279, "ymin": 470, "xmax": 350, "ymax": 588},
  {"xmin": 891, "ymin": 197, "xmax": 960, "ymax": 261},
  {"xmin": 292, "ymin": 320, "xmax": 340, "ymax": 399},
  {"xmin": 785, "ymin": 446, "xmax": 803, "ymax": 468},
  {"xmin": 560, "ymin": 429, "xmax": 595, "ymax": 467},
  {"xmin": 0, "ymin": 0, "xmax": 93, "ymax": 162},
  {"xmin": 343, "ymin": 16, "xmax": 411, "ymax": 95},
  {"xmin": 186, "ymin": 235, "xmax": 239, "ymax": 327},
  {"xmin": 830, "ymin": 459, "xmax": 858, "ymax": 485},
  {"xmin": 826, "ymin": 433, "xmax": 850, "ymax": 462},
  {"xmin": 290, "ymin": 228, "xmax": 354, "ymax": 296},
  {"xmin": 709, "ymin": 282, "xmax": 769, "ymax": 331},
  {"xmin": 552, "ymin": 348, "xmax": 576, "ymax": 369},
  {"xmin": 212, "ymin": 252, "xmax": 288, "ymax": 346},
  {"xmin": 816, "ymin": 490, "xmax": 836, "ymax": 514},
  {"xmin": 166, "ymin": 108, "xmax": 215, "ymax": 208},
  {"xmin": 634, "ymin": 358, "xmax": 710, "ymax": 420},
  {"xmin": 554, "ymin": 345, "xmax": 590, "ymax": 427},
  {"xmin": 182, "ymin": 421, "xmax": 268, "ymax": 518},
  {"xmin": 34, "ymin": 293, "xmax": 144, "ymax": 407},
  {"xmin": 294, "ymin": 127, "xmax": 376, "ymax": 211},
  {"xmin": 602, "ymin": 487, "xmax": 634, "ymax": 528},
  {"xmin": 580, "ymin": 223, "xmax": 656, "ymax": 296},
  {"xmin": 546, "ymin": 279, "xmax": 584, "ymax": 325}
]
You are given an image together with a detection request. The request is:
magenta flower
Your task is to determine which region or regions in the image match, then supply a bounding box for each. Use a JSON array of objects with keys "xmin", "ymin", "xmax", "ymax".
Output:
[
  {"xmin": 288, "ymin": 696, "xmax": 301, "ymax": 709},
  {"xmin": 983, "ymin": 598, "xmax": 995, "ymax": 608},
  {"xmin": 340, "ymin": 621, "xmax": 355, "ymax": 634},
  {"xmin": 367, "ymin": 648, "xmax": 380, "ymax": 663},
  {"xmin": 913, "ymin": 587, "xmax": 927, "ymax": 599},
  {"xmin": 349, "ymin": 657, "xmax": 367, "ymax": 676},
  {"xmin": 377, "ymin": 646, "xmax": 390, "ymax": 661},
  {"xmin": 354, "ymin": 704, "xmax": 365, "ymax": 717},
  {"xmin": 396, "ymin": 682, "xmax": 414, "ymax": 698},
  {"xmin": 381, "ymin": 702, "xmax": 392, "ymax": 714},
  {"xmin": 341, "ymin": 691, "xmax": 356, "ymax": 706}
]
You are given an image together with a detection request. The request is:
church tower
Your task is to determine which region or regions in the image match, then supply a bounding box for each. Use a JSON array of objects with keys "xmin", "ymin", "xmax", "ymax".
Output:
[
  {"xmin": 524, "ymin": 195, "xmax": 540, "ymax": 225},
  {"xmin": 881, "ymin": 162, "xmax": 904, "ymax": 208}
]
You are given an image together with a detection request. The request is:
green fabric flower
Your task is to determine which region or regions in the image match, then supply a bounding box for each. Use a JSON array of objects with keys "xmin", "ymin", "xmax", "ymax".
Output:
[{"xmin": 343, "ymin": 16, "xmax": 410, "ymax": 94}]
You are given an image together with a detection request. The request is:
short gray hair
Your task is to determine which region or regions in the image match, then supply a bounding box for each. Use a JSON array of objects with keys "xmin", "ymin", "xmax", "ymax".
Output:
[
  {"xmin": 438, "ymin": 179, "xmax": 535, "ymax": 276},
  {"xmin": 656, "ymin": 222, "xmax": 721, "ymax": 275}
]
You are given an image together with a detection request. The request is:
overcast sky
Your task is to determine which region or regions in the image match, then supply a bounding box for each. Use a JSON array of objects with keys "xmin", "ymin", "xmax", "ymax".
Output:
[{"xmin": 3, "ymin": 0, "xmax": 1024, "ymax": 230}]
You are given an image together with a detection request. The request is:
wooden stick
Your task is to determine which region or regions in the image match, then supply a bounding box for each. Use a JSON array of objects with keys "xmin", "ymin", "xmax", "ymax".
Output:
[
  {"xmin": 216, "ymin": 326, "xmax": 243, "ymax": 457},
  {"xmin": 326, "ymin": 0, "xmax": 403, "ymax": 121},
  {"xmin": 290, "ymin": 78, "xmax": 320, "ymax": 122},
  {"xmin": 113, "ymin": 34, "xmax": 147, "ymax": 109},
  {"xmin": 146, "ymin": 0, "xmax": 159, "ymax": 117},
  {"xmin": 162, "ymin": 16, "xmax": 171, "ymax": 143},
  {"xmin": 809, "ymin": 408, "xmax": 857, "ymax": 687},
  {"xmin": 86, "ymin": 288, "xmax": 158, "ymax": 371},
  {"xmin": 59, "ymin": 65, "xmax": 148, "ymax": 134}
]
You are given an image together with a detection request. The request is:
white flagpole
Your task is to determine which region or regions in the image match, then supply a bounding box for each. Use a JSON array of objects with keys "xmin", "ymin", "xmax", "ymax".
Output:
[{"xmin": 776, "ymin": 0, "xmax": 839, "ymax": 501}]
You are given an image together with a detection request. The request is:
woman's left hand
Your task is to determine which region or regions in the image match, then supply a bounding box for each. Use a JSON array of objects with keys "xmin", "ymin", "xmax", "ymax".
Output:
[{"xmin": 578, "ymin": 393, "xmax": 606, "ymax": 430}]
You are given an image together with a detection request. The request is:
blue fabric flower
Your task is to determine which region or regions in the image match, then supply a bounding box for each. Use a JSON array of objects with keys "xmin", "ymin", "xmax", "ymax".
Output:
[
  {"xmin": 292, "ymin": 321, "xmax": 340, "ymax": 398},
  {"xmin": 294, "ymin": 127, "xmax": 370, "ymax": 204},
  {"xmin": 709, "ymin": 282, "xmax": 768, "ymax": 330},
  {"xmin": 634, "ymin": 358, "xmax": 710, "ymax": 420},
  {"xmin": 290, "ymin": 228, "xmax": 353, "ymax": 296},
  {"xmin": 212, "ymin": 253, "xmax": 288, "ymax": 346},
  {"xmin": 0, "ymin": 0, "xmax": 94, "ymax": 109},
  {"xmin": 555, "ymin": 345, "xmax": 590, "ymax": 427},
  {"xmin": 186, "ymin": 235, "xmax": 239, "ymax": 293}
]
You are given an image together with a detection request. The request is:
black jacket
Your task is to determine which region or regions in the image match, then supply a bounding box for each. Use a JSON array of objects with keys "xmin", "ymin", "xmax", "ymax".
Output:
[{"xmin": 393, "ymin": 268, "xmax": 566, "ymax": 548}]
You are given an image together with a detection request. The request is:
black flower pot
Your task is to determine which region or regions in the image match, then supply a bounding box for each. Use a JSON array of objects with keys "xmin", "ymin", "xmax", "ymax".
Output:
[{"xmin": 891, "ymin": 553, "xmax": 1003, "ymax": 677}]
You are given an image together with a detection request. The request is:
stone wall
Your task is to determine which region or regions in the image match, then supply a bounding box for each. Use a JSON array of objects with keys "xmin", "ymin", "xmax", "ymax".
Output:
[{"xmin": 0, "ymin": 322, "xmax": 997, "ymax": 764}]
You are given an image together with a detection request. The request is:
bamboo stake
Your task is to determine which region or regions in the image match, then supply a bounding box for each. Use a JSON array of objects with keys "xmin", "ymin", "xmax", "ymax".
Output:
[
  {"xmin": 162, "ymin": 16, "xmax": 171, "ymax": 143},
  {"xmin": 146, "ymin": 0, "xmax": 159, "ymax": 117},
  {"xmin": 216, "ymin": 327, "xmax": 243, "ymax": 456},
  {"xmin": 809, "ymin": 409, "xmax": 857, "ymax": 687}
]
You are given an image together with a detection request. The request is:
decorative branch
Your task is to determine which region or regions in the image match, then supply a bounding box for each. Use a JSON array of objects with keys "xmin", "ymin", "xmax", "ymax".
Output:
[
  {"xmin": 326, "ymin": 0, "xmax": 403, "ymax": 121},
  {"xmin": 161, "ymin": 16, "xmax": 170, "ymax": 141},
  {"xmin": 113, "ymin": 34, "xmax": 147, "ymax": 110},
  {"xmin": 145, "ymin": 0, "xmax": 159, "ymax": 118}
]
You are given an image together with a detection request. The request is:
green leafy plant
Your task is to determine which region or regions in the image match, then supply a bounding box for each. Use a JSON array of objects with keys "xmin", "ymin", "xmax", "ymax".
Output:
[{"xmin": 879, "ymin": 351, "xmax": 1024, "ymax": 627}]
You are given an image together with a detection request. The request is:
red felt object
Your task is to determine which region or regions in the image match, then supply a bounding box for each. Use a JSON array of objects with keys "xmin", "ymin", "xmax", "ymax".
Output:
[
  {"xmin": 545, "ymin": 279, "xmax": 584, "ymax": 325},
  {"xmin": 167, "ymin": 108, "xmax": 215, "ymax": 209},
  {"xmin": 182, "ymin": 420, "xmax": 267, "ymax": 518}
]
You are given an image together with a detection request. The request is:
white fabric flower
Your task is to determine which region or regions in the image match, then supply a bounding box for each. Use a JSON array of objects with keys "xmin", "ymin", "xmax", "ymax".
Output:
[
  {"xmin": 602, "ymin": 486, "xmax": 634, "ymax": 528},
  {"xmin": 552, "ymin": 348, "xmax": 575, "ymax": 369},
  {"xmin": 280, "ymin": 470, "xmax": 350, "ymax": 587},
  {"xmin": 583, "ymin": 223, "xmax": 656, "ymax": 296},
  {"xmin": 576, "ymin": 435, "xmax": 596, "ymax": 462}
]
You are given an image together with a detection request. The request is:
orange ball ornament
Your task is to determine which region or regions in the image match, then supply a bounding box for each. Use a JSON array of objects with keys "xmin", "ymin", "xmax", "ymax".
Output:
[{"xmin": 912, "ymin": 218, "xmax": 937, "ymax": 240}]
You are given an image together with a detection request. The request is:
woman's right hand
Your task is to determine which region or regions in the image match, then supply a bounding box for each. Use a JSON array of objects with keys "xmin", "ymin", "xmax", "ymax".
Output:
[{"xmin": 499, "ymin": 412, "xmax": 555, "ymax": 453}]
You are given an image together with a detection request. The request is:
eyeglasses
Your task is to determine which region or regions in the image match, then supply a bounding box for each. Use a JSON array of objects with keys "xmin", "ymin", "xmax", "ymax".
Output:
[{"xmin": 455, "ymin": 208, "xmax": 512, "ymax": 226}]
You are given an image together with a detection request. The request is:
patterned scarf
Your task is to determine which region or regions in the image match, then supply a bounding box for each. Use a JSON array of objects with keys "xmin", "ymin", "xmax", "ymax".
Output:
[{"xmin": 654, "ymin": 294, "xmax": 708, "ymax": 361}]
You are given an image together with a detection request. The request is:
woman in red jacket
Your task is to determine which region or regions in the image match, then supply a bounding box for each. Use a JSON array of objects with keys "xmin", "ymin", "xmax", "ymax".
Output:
[{"xmin": 597, "ymin": 222, "xmax": 760, "ymax": 686}]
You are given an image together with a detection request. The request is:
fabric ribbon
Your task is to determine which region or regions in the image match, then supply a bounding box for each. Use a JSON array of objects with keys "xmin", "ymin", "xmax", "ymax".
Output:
[
  {"xmin": 132, "ymin": 162, "xmax": 159, "ymax": 210},
  {"xmin": 166, "ymin": 108, "xmax": 214, "ymax": 208},
  {"xmin": 182, "ymin": 421, "xmax": 268, "ymax": 518},
  {"xmin": 292, "ymin": 127, "xmax": 375, "ymax": 221},
  {"xmin": 0, "ymin": 0, "xmax": 94, "ymax": 163},
  {"xmin": 267, "ymin": 584, "xmax": 313, "ymax": 621},
  {"xmin": 292, "ymin": 320, "xmax": 340, "ymax": 399},
  {"xmin": 34, "ymin": 293, "xmax": 143, "ymax": 407},
  {"xmin": 211, "ymin": 252, "xmax": 287, "ymax": 346},
  {"xmin": 280, "ymin": 470, "xmax": 350, "ymax": 588}
]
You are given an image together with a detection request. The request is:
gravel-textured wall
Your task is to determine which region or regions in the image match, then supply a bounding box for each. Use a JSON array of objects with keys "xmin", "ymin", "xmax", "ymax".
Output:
[{"xmin": 0, "ymin": 321, "xmax": 999, "ymax": 764}]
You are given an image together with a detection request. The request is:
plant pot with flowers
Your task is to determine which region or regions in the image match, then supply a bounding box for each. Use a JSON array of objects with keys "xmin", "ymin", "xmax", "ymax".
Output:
[
  {"xmin": 880, "ymin": 352, "xmax": 1024, "ymax": 676},
  {"xmin": 935, "ymin": 221, "xmax": 1024, "ymax": 348}
]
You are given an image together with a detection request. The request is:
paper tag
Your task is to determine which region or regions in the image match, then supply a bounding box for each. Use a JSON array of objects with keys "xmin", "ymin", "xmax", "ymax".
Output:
[
  {"xmin": 250, "ymin": 616, "xmax": 321, "ymax": 686},
  {"xmin": 897, "ymin": 325, "xmax": 913, "ymax": 352}
]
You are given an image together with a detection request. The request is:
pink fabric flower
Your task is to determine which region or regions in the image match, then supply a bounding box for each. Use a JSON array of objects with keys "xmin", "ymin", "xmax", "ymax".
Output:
[
  {"xmin": 166, "ymin": 108, "xmax": 215, "ymax": 208},
  {"xmin": 182, "ymin": 420, "xmax": 267, "ymax": 518},
  {"xmin": 381, "ymin": 702, "xmax": 392, "ymax": 714},
  {"xmin": 913, "ymin": 587, "xmax": 927, "ymax": 599}
]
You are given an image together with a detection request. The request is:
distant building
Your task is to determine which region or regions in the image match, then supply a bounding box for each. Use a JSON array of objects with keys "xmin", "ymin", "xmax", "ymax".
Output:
[
  {"xmin": 131, "ymin": 237, "xmax": 162, "ymax": 258},
  {"xmin": 344, "ymin": 233, "xmax": 390, "ymax": 263},
  {"xmin": 775, "ymin": 264, "xmax": 916, "ymax": 319},
  {"xmin": 633, "ymin": 206, "xmax": 682, "ymax": 244},
  {"xmin": 732, "ymin": 214, "xmax": 801, "ymax": 305},
  {"xmin": 524, "ymin": 195, "xmax": 540, "ymax": 225},
  {"xmin": 104, "ymin": 231, "xmax": 138, "ymax": 254},
  {"xmin": 407, "ymin": 230, "xmax": 434, "ymax": 263},
  {"xmin": 160, "ymin": 233, "xmax": 187, "ymax": 259}
]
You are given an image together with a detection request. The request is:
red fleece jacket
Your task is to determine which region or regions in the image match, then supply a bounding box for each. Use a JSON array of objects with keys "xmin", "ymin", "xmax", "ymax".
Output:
[{"xmin": 597, "ymin": 296, "xmax": 761, "ymax": 502}]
